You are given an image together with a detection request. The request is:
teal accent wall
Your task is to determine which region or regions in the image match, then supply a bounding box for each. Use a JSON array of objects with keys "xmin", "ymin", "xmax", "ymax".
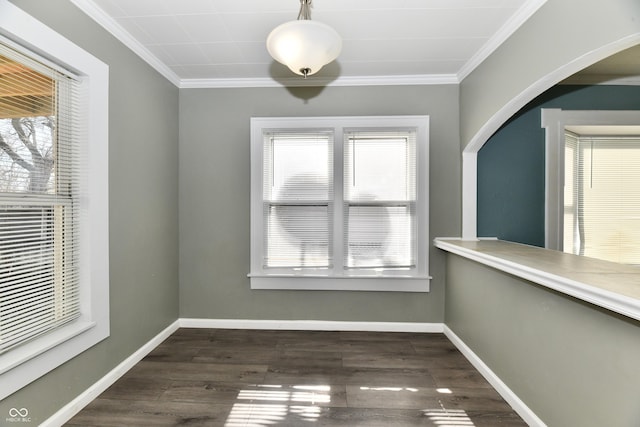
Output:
[{"xmin": 478, "ymin": 85, "xmax": 640, "ymax": 246}]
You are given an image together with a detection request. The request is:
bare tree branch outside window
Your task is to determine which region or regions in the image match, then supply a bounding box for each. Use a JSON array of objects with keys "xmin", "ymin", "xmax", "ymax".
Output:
[{"xmin": 0, "ymin": 116, "xmax": 55, "ymax": 194}]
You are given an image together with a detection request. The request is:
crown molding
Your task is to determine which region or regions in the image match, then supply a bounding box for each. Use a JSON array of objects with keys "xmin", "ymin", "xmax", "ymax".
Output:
[
  {"xmin": 70, "ymin": 0, "xmax": 181, "ymax": 87},
  {"xmin": 458, "ymin": 0, "xmax": 548, "ymax": 81},
  {"xmin": 179, "ymin": 73, "xmax": 459, "ymax": 89}
]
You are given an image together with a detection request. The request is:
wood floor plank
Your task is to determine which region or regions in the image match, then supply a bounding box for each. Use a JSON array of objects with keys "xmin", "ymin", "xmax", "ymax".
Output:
[
  {"xmin": 99, "ymin": 377, "xmax": 172, "ymax": 401},
  {"xmin": 193, "ymin": 348, "xmax": 280, "ymax": 365},
  {"xmin": 264, "ymin": 365, "xmax": 439, "ymax": 388},
  {"xmin": 275, "ymin": 350, "xmax": 344, "ymax": 368},
  {"xmin": 65, "ymin": 398, "xmax": 232, "ymax": 426},
  {"xmin": 345, "ymin": 384, "xmax": 512, "ymax": 411},
  {"xmin": 65, "ymin": 329, "xmax": 527, "ymax": 426},
  {"xmin": 158, "ymin": 382, "xmax": 348, "ymax": 408},
  {"xmin": 126, "ymin": 360, "xmax": 269, "ymax": 383},
  {"xmin": 428, "ymin": 367, "xmax": 496, "ymax": 389},
  {"xmin": 342, "ymin": 351, "xmax": 472, "ymax": 370}
]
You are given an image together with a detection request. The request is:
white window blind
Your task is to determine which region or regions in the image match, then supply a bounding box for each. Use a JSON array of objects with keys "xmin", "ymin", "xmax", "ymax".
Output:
[
  {"xmin": 344, "ymin": 131, "xmax": 416, "ymax": 268},
  {"xmin": 0, "ymin": 44, "xmax": 81, "ymax": 354},
  {"xmin": 263, "ymin": 131, "xmax": 333, "ymax": 268},
  {"xmin": 564, "ymin": 132, "xmax": 640, "ymax": 264},
  {"xmin": 563, "ymin": 132, "xmax": 578, "ymax": 254}
]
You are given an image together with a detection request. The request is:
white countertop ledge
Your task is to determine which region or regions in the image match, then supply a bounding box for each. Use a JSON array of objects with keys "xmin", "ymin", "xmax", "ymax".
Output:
[{"xmin": 434, "ymin": 238, "xmax": 640, "ymax": 322}]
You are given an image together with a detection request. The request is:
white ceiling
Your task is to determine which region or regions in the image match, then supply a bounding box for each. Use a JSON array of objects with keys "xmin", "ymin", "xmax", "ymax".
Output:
[{"xmin": 71, "ymin": 0, "xmax": 548, "ymax": 87}]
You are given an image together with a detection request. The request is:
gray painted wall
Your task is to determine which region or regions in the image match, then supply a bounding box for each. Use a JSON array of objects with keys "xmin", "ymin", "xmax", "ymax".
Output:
[
  {"xmin": 2, "ymin": 1, "xmax": 180, "ymax": 423},
  {"xmin": 179, "ymin": 85, "xmax": 460, "ymax": 323},
  {"xmin": 445, "ymin": 254, "xmax": 640, "ymax": 427}
]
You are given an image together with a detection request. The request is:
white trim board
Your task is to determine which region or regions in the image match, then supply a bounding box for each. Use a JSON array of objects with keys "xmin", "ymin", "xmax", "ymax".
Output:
[
  {"xmin": 179, "ymin": 318, "xmax": 444, "ymax": 333},
  {"xmin": 69, "ymin": 0, "xmax": 180, "ymax": 86},
  {"xmin": 181, "ymin": 74, "xmax": 459, "ymax": 89},
  {"xmin": 456, "ymin": 0, "xmax": 547, "ymax": 82},
  {"xmin": 41, "ymin": 320, "xmax": 181, "ymax": 427},
  {"xmin": 443, "ymin": 326, "xmax": 547, "ymax": 427}
]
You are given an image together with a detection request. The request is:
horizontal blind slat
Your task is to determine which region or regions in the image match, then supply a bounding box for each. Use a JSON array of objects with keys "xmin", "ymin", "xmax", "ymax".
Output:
[{"xmin": 1, "ymin": 296, "xmax": 80, "ymax": 326}]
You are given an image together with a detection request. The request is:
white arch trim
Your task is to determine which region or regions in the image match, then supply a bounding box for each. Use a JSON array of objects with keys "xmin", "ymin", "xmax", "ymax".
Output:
[{"xmin": 461, "ymin": 33, "xmax": 640, "ymax": 240}]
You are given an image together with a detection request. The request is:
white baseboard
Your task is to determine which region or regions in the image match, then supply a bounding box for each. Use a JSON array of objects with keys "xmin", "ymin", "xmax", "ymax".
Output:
[
  {"xmin": 41, "ymin": 320, "xmax": 180, "ymax": 427},
  {"xmin": 179, "ymin": 318, "xmax": 445, "ymax": 333},
  {"xmin": 443, "ymin": 325, "xmax": 546, "ymax": 427}
]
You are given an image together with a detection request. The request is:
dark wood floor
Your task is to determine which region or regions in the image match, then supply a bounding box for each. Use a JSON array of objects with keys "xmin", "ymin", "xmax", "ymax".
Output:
[{"xmin": 66, "ymin": 328, "xmax": 527, "ymax": 426}]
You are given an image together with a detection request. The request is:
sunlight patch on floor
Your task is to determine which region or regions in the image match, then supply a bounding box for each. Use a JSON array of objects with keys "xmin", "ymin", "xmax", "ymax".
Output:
[
  {"xmin": 225, "ymin": 384, "xmax": 328, "ymax": 426},
  {"xmin": 423, "ymin": 408, "xmax": 475, "ymax": 426}
]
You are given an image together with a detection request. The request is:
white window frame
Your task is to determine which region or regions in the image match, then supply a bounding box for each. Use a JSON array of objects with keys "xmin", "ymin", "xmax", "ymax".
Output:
[
  {"xmin": 0, "ymin": 1, "xmax": 109, "ymax": 400},
  {"xmin": 542, "ymin": 108, "xmax": 640, "ymax": 251},
  {"xmin": 250, "ymin": 116, "xmax": 430, "ymax": 292}
]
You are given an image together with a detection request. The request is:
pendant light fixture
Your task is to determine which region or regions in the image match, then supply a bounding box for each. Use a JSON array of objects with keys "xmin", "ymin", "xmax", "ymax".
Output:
[{"xmin": 266, "ymin": 0, "xmax": 342, "ymax": 78}]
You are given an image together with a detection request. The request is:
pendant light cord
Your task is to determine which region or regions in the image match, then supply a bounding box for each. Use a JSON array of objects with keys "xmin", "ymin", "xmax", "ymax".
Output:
[{"xmin": 297, "ymin": 0, "xmax": 312, "ymax": 20}]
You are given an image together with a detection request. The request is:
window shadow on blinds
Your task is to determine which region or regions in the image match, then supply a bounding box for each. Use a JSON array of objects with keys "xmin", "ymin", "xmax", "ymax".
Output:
[
  {"xmin": 263, "ymin": 131, "xmax": 333, "ymax": 268},
  {"xmin": 344, "ymin": 131, "xmax": 417, "ymax": 269}
]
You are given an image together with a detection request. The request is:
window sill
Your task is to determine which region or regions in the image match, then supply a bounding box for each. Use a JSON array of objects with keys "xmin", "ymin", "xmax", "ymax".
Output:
[
  {"xmin": 434, "ymin": 237, "xmax": 640, "ymax": 322},
  {"xmin": 0, "ymin": 319, "xmax": 107, "ymax": 401},
  {"xmin": 249, "ymin": 274, "xmax": 431, "ymax": 292},
  {"xmin": 0, "ymin": 321, "xmax": 95, "ymax": 375}
]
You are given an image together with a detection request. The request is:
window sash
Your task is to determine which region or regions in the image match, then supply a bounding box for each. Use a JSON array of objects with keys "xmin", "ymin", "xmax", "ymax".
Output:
[
  {"xmin": 0, "ymin": 42, "xmax": 81, "ymax": 355},
  {"xmin": 344, "ymin": 202, "xmax": 416, "ymax": 268},
  {"xmin": 564, "ymin": 133, "xmax": 640, "ymax": 264},
  {"xmin": 264, "ymin": 203, "xmax": 331, "ymax": 268},
  {"xmin": 344, "ymin": 132, "xmax": 416, "ymax": 202},
  {"xmin": 261, "ymin": 127, "xmax": 419, "ymax": 271},
  {"xmin": 343, "ymin": 130, "xmax": 417, "ymax": 269},
  {"xmin": 262, "ymin": 131, "xmax": 333, "ymax": 269}
]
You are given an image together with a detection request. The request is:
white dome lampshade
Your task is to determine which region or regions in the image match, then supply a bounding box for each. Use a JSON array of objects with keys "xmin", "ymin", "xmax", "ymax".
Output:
[{"xmin": 266, "ymin": 1, "xmax": 342, "ymax": 78}]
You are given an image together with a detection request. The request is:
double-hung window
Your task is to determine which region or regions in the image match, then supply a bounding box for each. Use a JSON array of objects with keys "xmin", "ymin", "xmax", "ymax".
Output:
[
  {"xmin": 250, "ymin": 116, "xmax": 430, "ymax": 292},
  {"xmin": 0, "ymin": 1, "xmax": 109, "ymax": 400},
  {"xmin": 543, "ymin": 108, "xmax": 640, "ymax": 265},
  {"xmin": 564, "ymin": 132, "xmax": 640, "ymax": 264}
]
